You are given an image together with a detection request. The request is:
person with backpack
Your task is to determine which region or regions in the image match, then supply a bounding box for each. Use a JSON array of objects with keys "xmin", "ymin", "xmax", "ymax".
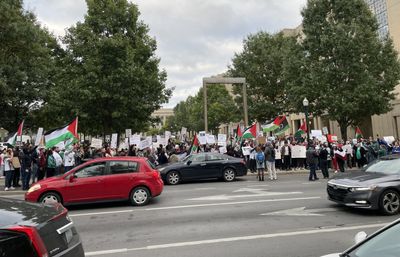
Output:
[
  {"xmin": 255, "ymin": 146, "xmax": 265, "ymax": 181},
  {"xmin": 265, "ymin": 142, "xmax": 277, "ymax": 180}
]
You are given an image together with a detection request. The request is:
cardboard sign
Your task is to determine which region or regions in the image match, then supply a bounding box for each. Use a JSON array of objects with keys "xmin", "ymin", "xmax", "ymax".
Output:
[
  {"xmin": 34, "ymin": 127, "xmax": 43, "ymax": 146},
  {"xmin": 91, "ymin": 138, "xmax": 103, "ymax": 149},
  {"xmin": 111, "ymin": 133, "xmax": 118, "ymax": 148},
  {"xmin": 217, "ymin": 134, "xmax": 227, "ymax": 146},
  {"xmin": 130, "ymin": 134, "xmax": 141, "ymax": 146},
  {"xmin": 291, "ymin": 145, "xmax": 306, "ymax": 158},
  {"xmin": 206, "ymin": 134, "xmax": 216, "ymax": 144},
  {"xmin": 257, "ymin": 136, "xmax": 266, "ymax": 144}
]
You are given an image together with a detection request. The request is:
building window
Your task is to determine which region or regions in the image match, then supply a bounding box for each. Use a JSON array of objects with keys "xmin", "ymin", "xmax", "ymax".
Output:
[{"xmin": 364, "ymin": 0, "xmax": 389, "ymax": 39}]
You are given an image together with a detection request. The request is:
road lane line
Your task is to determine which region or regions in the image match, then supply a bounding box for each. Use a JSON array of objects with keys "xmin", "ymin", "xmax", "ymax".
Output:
[
  {"xmin": 70, "ymin": 209, "xmax": 134, "ymax": 217},
  {"xmin": 84, "ymin": 222, "xmax": 388, "ymax": 256},
  {"xmin": 145, "ymin": 197, "xmax": 321, "ymax": 211}
]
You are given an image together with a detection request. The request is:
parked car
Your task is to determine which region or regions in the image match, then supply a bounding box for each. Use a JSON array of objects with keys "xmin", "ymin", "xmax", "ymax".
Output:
[
  {"xmin": 158, "ymin": 152, "xmax": 247, "ymax": 185},
  {"xmin": 0, "ymin": 197, "xmax": 84, "ymax": 257},
  {"xmin": 327, "ymin": 155, "xmax": 400, "ymax": 215},
  {"xmin": 25, "ymin": 157, "xmax": 164, "ymax": 206},
  {"xmin": 321, "ymin": 218, "xmax": 400, "ymax": 257}
]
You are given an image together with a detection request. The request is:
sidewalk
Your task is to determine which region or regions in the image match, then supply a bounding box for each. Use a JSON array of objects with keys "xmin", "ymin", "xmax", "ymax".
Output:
[{"xmin": 0, "ymin": 177, "xmax": 27, "ymax": 196}]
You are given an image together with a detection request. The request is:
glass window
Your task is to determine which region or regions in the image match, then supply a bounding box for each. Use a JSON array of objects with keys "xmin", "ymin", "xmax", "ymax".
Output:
[
  {"xmin": 349, "ymin": 222, "xmax": 400, "ymax": 257},
  {"xmin": 365, "ymin": 158, "xmax": 400, "ymax": 174},
  {"xmin": 207, "ymin": 154, "xmax": 224, "ymax": 161},
  {"xmin": 184, "ymin": 154, "xmax": 206, "ymax": 162},
  {"xmin": 75, "ymin": 162, "xmax": 106, "ymax": 178},
  {"xmin": 109, "ymin": 161, "xmax": 138, "ymax": 174}
]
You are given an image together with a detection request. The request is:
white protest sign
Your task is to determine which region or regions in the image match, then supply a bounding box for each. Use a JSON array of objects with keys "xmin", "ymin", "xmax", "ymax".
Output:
[
  {"xmin": 130, "ymin": 134, "xmax": 141, "ymax": 146},
  {"xmin": 157, "ymin": 136, "xmax": 167, "ymax": 146},
  {"xmin": 242, "ymin": 146, "xmax": 252, "ymax": 156},
  {"xmin": 165, "ymin": 131, "xmax": 171, "ymax": 143},
  {"xmin": 342, "ymin": 144, "xmax": 353, "ymax": 154},
  {"xmin": 206, "ymin": 134, "xmax": 216, "ymax": 144},
  {"xmin": 291, "ymin": 145, "xmax": 306, "ymax": 158},
  {"xmin": 384, "ymin": 136, "xmax": 395, "ymax": 144},
  {"xmin": 322, "ymin": 127, "xmax": 329, "ymax": 135},
  {"xmin": 139, "ymin": 139, "xmax": 151, "ymax": 150},
  {"xmin": 34, "ymin": 127, "xmax": 43, "ymax": 146},
  {"xmin": 317, "ymin": 135, "xmax": 327, "ymax": 143},
  {"xmin": 146, "ymin": 136, "xmax": 153, "ymax": 145},
  {"xmin": 198, "ymin": 131, "xmax": 207, "ymax": 145},
  {"xmin": 111, "ymin": 133, "xmax": 118, "ymax": 148},
  {"xmin": 311, "ymin": 130, "xmax": 323, "ymax": 138},
  {"xmin": 91, "ymin": 138, "xmax": 103, "ymax": 149},
  {"xmin": 125, "ymin": 129, "xmax": 132, "ymax": 138},
  {"xmin": 219, "ymin": 146, "xmax": 227, "ymax": 154},
  {"xmin": 218, "ymin": 134, "xmax": 227, "ymax": 146},
  {"xmin": 275, "ymin": 149, "xmax": 281, "ymax": 160}
]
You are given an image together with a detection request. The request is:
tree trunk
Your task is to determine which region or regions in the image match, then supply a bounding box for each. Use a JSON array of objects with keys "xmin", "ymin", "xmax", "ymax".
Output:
[{"xmin": 338, "ymin": 121, "xmax": 348, "ymax": 141}]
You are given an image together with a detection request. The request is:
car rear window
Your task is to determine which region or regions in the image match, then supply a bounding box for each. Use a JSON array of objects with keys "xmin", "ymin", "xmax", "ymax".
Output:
[{"xmin": 109, "ymin": 161, "xmax": 138, "ymax": 174}]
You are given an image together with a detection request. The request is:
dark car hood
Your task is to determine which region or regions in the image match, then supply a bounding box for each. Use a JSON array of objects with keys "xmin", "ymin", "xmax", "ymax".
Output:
[
  {"xmin": 0, "ymin": 198, "xmax": 64, "ymax": 227},
  {"xmin": 329, "ymin": 171, "xmax": 397, "ymax": 186}
]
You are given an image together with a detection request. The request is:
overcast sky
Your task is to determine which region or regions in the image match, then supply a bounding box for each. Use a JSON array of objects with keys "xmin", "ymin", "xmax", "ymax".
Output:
[{"xmin": 24, "ymin": 0, "xmax": 306, "ymax": 108}]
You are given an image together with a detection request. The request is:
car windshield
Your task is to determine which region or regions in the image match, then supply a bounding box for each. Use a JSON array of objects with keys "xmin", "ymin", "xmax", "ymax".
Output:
[
  {"xmin": 364, "ymin": 158, "xmax": 400, "ymax": 174},
  {"xmin": 348, "ymin": 222, "xmax": 400, "ymax": 257}
]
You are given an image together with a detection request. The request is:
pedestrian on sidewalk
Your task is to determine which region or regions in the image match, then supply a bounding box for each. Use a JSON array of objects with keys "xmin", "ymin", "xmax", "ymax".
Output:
[
  {"xmin": 281, "ymin": 141, "xmax": 291, "ymax": 171},
  {"xmin": 0, "ymin": 149, "xmax": 4, "ymax": 178},
  {"xmin": 306, "ymin": 144, "xmax": 319, "ymax": 181},
  {"xmin": 4, "ymin": 149, "xmax": 14, "ymax": 191},
  {"xmin": 265, "ymin": 142, "xmax": 277, "ymax": 180},
  {"xmin": 255, "ymin": 146, "xmax": 265, "ymax": 181},
  {"xmin": 21, "ymin": 147, "xmax": 33, "ymax": 190},
  {"xmin": 12, "ymin": 148, "xmax": 21, "ymax": 187},
  {"xmin": 319, "ymin": 143, "xmax": 329, "ymax": 179}
]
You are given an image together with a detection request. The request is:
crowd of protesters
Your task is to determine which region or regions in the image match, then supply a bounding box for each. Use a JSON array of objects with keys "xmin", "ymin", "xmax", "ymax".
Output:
[{"xmin": 1, "ymin": 134, "xmax": 398, "ymax": 190}]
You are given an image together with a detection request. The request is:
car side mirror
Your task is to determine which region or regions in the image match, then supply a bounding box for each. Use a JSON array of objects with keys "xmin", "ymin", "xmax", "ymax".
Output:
[
  {"xmin": 187, "ymin": 160, "xmax": 192, "ymax": 165},
  {"xmin": 354, "ymin": 231, "xmax": 367, "ymax": 244}
]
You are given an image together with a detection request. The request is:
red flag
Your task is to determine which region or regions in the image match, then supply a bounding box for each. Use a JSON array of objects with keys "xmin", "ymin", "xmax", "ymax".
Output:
[
  {"xmin": 236, "ymin": 124, "xmax": 242, "ymax": 138},
  {"xmin": 299, "ymin": 120, "xmax": 307, "ymax": 132},
  {"xmin": 17, "ymin": 120, "xmax": 24, "ymax": 136},
  {"xmin": 355, "ymin": 127, "xmax": 363, "ymax": 139}
]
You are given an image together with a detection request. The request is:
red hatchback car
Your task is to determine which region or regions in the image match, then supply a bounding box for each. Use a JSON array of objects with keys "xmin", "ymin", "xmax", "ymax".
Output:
[{"xmin": 25, "ymin": 157, "xmax": 163, "ymax": 206}]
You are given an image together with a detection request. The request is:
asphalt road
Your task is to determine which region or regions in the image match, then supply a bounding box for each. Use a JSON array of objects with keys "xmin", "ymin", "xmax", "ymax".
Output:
[{"xmin": 2, "ymin": 173, "xmax": 398, "ymax": 257}]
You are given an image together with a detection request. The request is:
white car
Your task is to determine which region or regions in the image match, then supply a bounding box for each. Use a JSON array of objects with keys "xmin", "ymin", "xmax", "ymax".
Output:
[{"xmin": 322, "ymin": 219, "xmax": 400, "ymax": 257}]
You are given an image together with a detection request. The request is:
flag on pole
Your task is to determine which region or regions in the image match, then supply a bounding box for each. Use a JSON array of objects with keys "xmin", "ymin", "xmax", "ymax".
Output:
[
  {"xmin": 190, "ymin": 134, "xmax": 200, "ymax": 155},
  {"xmin": 355, "ymin": 127, "xmax": 363, "ymax": 139},
  {"xmin": 274, "ymin": 116, "xmax": 290, "ymax": 136},
  {"xmin": 242, "ymin": 123, "xmax": 257, "ymax": 139},
  {"xmin": 235, "ymin": 124, "xmax": 242, "ymax": 141},
  {"xmin": 44, "ymin": 117, "xmax": 79, "ymax": 149},
  {"xmin": 263, "ymin": 116, "xmax": 287, "ymax": 133},
  {"xmin": 294, "ymin": 120, "xmax": 307, "ymax": 138},
  {"xmin": 5, "ymin": 120, "xmax": 24, "ymax": 146}
]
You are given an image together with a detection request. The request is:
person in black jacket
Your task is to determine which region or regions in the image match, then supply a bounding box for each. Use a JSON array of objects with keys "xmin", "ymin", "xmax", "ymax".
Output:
[
  {"xmin": 21, "ymin": 147, "xmax": 33, "ymax": 190},
  {"xmin": 319, "ymin": 143, "xmax": 329, "ymax": 179}
]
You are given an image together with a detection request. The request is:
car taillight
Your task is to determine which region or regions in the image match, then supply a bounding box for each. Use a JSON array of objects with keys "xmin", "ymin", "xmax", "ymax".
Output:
[{"xmin": 9, "ymin": 226, "xmax": 49, "ymax": 257}]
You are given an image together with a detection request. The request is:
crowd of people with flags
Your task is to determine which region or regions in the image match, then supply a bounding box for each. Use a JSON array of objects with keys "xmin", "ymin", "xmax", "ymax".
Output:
[{"xmin": 2, "ymin": 116, "xmax": 400, "ymax": 191}]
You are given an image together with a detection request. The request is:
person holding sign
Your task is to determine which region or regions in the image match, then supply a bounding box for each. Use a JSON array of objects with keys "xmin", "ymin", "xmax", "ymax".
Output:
[{"xmin": 255, "ymin": 147, "xmax": 265, "ymax": 181}]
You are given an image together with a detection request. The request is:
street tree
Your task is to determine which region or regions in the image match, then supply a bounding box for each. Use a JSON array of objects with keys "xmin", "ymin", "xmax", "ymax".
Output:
[
  {"xmin": 228, "ymin": 32, "xmax": 297, "ymax": 123},
  {"xmin": 53, "ymin": 0, "xmax": 171, "ymax": 134},
  {"xmin": 289, "ymin": 0, "xmax": 400, "ymax": 139},
  {"xmin": 0, "ymin": 0, "xmax": 59, "ymax": 131}
]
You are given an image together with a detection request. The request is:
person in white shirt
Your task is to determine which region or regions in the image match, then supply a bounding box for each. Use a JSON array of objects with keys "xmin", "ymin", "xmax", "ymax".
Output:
[
  {"xmin": 4, "ymin": 149, "xmax": 14, "ymax": 191},
  {"xmin": 52, "ymin": 148, "xmax": 63, "ymax": 175}
]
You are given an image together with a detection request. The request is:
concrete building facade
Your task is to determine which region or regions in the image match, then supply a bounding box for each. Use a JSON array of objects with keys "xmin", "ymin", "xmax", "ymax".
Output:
[{"xmin": 151, "ymin": 108, "xmax": 174, "ymax": 129}]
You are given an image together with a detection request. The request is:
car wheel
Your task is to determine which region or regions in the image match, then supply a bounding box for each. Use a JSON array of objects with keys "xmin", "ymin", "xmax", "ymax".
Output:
[
  {"xmin": 380, "ymin": 190, "xmax": 400, "ymax": 215},
  {"xmin": 223, "ymin": 168, "xmax": 236, "ymax": 182},
  {"xmin": 39, "ymin": 192, "xmax": 62, "ymax": 205},
  {"xmin": 166, "ymin": 171, "xmax": 181, "ymax": 185},
  {"xmin": 130, "ymin": 187, "xmax": 150, "ymax": 206}
]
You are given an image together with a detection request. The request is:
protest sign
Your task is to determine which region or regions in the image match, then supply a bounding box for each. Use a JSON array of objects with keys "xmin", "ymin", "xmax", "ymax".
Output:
[
  {"xmin": 105, "ymin": 135, "xmax": 111, "ymax": 143},
  {"xmin": 125, "ymin": 129, "xmax": 132, "ymax": 138},
  {"xmin": 317, "ymin": 135, "xmax": 327, "ymax": 143},
  {"xmin": 218, "ymin": 134, "xmax": 227, "ymax": 146},
  {"xmin": 291, "ymin": 145, "xmax": 306, "ymax": 158},
  {"xmin": 91, "ymin": 138, "xmax": 103, "ymax": 149},
  {"xmin": 198, "ymin": 131, "xmax": 207, "ymax": 145},
  {"xmin": 139, "ymin": 139, "xmax": 151, "ymax": 150},
  {"xmin": 206, "ymin": 134, "xmax": 216, "ymax": 144},
  {"xmin": 219, "ymin": 146, "xmax": 227, "ymax": 154},
  {"xmin": 165, "ymin": 131, "xmax": 171, "ymax": 142},
  {"xmin": 322, "ymin": 127, "xmax": 329, "ymax": 135},
  {"xmin": 111, "ymin": 133, "xmax": 118, "ymax": 148},
  {"xmin": 34, "ymin": 127, "xmax": 43, "ymax": 146},
  {"xmin": 242, "ymin": 146, "xmax": 252, "ymax": 156},
  {"xmin": 311, "ymin": 130, "xmax": 323, "ymax": 138},
  {"xmin": 130, "ymin": 134, "xmax": 141, "ymax": 146},
  {"xmin": 327, "ymin": 134, "xmax": 338, "ymax": 143},
  {"xmin": 384, "ymin": 136, "xmax": 395, "ymax": 145},
  {"xmin": 257, "ymin": 136, "xmax": 266, "ymax": 144}
]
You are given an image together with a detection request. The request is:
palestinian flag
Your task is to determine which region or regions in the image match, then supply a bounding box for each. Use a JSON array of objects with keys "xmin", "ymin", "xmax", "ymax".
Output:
[
  {"xmin": 263, "ymin": 116, "xmax": 288, "ymax": 133},
  {"xmin": 355, "ymin": 127, "xmax": 363, "ymax": 139},
  {"xmin": 190, "ymin": 134, "xmax": 200, "ymax": 155},
  {"xmin": 274, "ymin": 116, "xmax": 290, "ymax": 135},
  {"xmin": 6, "ymin": 120, "xmax": 24, "ymax": 146},
  {"xmin": 235, "ymin": 124, "xmax": 242, "ymax": 141},
  {"xmin": 242, "ymin": 123, "xmax": 257, "ymax": 139},
  {"xmin": 44, "ymin": 118, "xmax": 79, "ymax": 149},
  {"xmin": 294, "ymin": 120, "xmax": 307, "ymax": 138}
]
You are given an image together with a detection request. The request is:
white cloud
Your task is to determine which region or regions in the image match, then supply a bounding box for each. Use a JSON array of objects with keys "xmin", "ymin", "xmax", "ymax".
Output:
[{"xmin": 23, "ymin": 0, "xmax": 306, "ymax": 108}]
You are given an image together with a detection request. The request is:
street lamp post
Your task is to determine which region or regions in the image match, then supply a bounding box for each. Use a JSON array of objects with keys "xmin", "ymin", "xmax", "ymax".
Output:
[{"xmin": 303, "ymin": 97, "xmax": 310, "ymax": 144}]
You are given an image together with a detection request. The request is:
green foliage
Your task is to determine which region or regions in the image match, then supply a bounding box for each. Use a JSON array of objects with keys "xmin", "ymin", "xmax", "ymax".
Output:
[
  {"xmin": 43, "ymin": 0, "xmax": 172, "ymax": 134},
  {"xmin": 289, "ymin": 0, "xmax": 400, "ymax": 138},
  {"xmin": 228, "ymin": 32, "xmax": 297, "ymax": 122},
  {"xmin": 0, "ymin": 0, "xmax": 59, "ymax": 131},
  {"xmin": 168, "ymin": 85, "xmax": 240, "ymax": 133}
]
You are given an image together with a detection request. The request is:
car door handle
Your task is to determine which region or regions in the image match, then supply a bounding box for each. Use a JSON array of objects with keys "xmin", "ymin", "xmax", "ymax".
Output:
[{"xmin": 200, "ymin": 163, "xmax": 206, "ymax": 166}]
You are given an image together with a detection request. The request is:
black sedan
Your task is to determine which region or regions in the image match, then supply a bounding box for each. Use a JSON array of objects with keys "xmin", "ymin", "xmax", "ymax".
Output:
[
  {"xmin": 0, "ymin": 197, "xmax": 84, "ymax": 257},
  {"xmin": 158, "ymin": 152, "xmax": 247, "ymax": 185},
  {"xmin": 327, "ymin": 155, "xmax": 400, "ymax": 215}
]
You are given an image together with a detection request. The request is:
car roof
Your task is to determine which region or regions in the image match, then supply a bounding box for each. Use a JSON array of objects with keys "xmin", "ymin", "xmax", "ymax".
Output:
[{"xmin": 84, "ymin": 156, "xmax": 148, "ymax": 164}]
